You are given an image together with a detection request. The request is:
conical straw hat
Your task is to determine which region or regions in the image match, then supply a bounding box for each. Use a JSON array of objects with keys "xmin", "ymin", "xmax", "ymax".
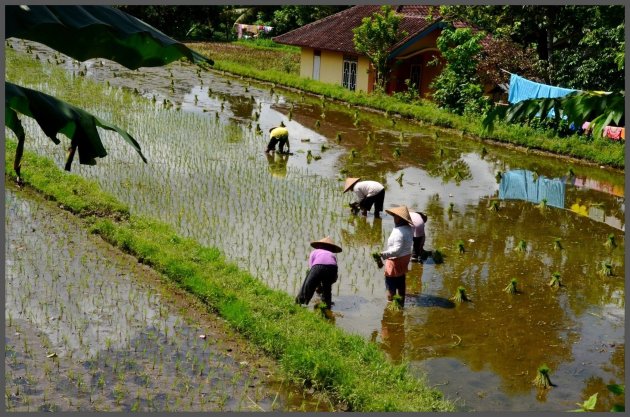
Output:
[
  {"xmin": 310, "ymin": 236, "xmax": 342, "ymax": 253},
  {"xmin": 385, "ymin": 205, "xmax": 414, "ymax": 226},
  {"xmin": 343, "ymin": 177, "xmax": 361, "ymax": 193}
]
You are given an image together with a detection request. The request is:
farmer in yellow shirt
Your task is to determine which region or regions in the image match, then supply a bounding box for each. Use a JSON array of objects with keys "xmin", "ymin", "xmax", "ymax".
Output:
[{"xmin": 266, "ymin": 121, "xmax": 290, "ymax": 154}]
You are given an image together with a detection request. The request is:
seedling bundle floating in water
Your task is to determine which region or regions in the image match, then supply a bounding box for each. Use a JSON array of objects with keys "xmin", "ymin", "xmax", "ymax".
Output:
[
  {"xmin": 604, "ymin": 233, "xmax": 617, "ymax": 249},
  {"xmin": 431, "ymin": 249, "xmax": 444, "ymax": 264},
  {"xmin": 450, "ymin": 286, "xmax": 469, "ymax": 303},
  {"xmin": 553, "ymin": 238, "xmax": 563, "ymax": 251},
  {"xmin": 598, "ymin": 260, "xmax": 613, "ymax": 277},
  {"xmin": 533, "ymin": 364, "xmax": 553, "ymax": 389},
  {"xmin": 456, "ymin": 240, "xmax": 465, "ymax": 254},
  {"xmin": 503, "ymin": 278, "xmax": 518, "ymax": 294},
  {"xmin": 488, "ymin": 200, "xmax": 500, "ymax": 212},
  {"xmin": 548, "ymin": 272, "xmax": 562, "ymax": 288},
  {"xmin": 515, "ymin": 239, "xmax": 527, "ymax": 253}
]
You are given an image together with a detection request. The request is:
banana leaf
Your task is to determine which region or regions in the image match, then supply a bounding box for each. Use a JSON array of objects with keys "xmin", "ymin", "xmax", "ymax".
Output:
[
  {"xmin": 6, "ymin": 5, "xmax": 213, "ymax": 69},
  {"xmin": 483, "ymin": 91, "xmax": 624, "ymax": 141},
  {"xmin": 6, "ymin": 82, "xmax": 147, "ymax": 171}
]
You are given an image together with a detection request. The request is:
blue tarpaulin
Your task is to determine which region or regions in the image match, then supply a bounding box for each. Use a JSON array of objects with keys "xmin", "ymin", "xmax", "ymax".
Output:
[
  {"xmin": 499, "ymin": 170, "xmax": 565, "ymax": 208},
  {"xmin": 508, "ymin": 74, "xmax": 578, "ymax": 104}
]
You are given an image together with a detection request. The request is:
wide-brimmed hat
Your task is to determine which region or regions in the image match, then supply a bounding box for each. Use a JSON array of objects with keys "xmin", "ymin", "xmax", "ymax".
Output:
[
  {"xmin": 310, "ymin": 236, "xmax": 342, "ymax": 253},
  {"xmin": 385, "ymin": 205, "xmax": 414, "ymax": 226},
  {"xmin": 343, "ymin": 177, "xmax": 361, "ymax": 193}
]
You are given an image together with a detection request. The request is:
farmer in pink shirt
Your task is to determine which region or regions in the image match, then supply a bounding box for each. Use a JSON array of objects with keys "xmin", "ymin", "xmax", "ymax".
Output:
[{"xmin": 295, "ymin": 237, "xmax": 342, "ymax": 310}]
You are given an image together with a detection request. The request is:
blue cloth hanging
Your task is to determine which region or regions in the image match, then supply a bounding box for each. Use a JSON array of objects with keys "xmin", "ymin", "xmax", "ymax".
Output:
[{"xmin": 508, "ymin": 74, "xmax": 578, "ymax": 118}]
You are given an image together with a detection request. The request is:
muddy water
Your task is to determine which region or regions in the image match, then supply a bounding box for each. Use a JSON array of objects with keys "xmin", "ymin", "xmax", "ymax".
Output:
[
  {"xmin": 5, "ymin": 187, "xmax": 332, "ymax": 411},
  {"xmin": 7, "ymin": 40, "xmax": 625, "ymax": 411}
]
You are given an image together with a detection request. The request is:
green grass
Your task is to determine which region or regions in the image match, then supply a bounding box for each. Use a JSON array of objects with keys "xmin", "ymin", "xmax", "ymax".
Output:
[
  {"xmin": 4, "ymin": 141, "xmax": 453, "ymax": 412},
  {"xmin": 189, "ymin": 41, "xmax": 625, "ymax": 168}
]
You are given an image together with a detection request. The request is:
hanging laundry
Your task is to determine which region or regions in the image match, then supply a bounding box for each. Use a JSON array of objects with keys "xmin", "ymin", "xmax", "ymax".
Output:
[
  {"xmin": 603, "ymin": 126, "xmax": 625, "ymax": 141},
  {"xmin": 508, "ymin": 74, "xmax": 578, "ymax": 104}
]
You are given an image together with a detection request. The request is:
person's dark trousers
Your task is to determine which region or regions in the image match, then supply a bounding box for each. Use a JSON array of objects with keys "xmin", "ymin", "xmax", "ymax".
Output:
[
  {"xmin": 296, "ymin": 264, "xmax": 338, "ymax": 308},
  {"xmin": 266, "ymin": 137, "xmax": 279, "ymax": 152},
  {"xmin": 385, "ymin": 275, "xmax": 406, "ymax": 307},
  {"xmin": 278, "ymin": 138, "xmax": 289, "ymax": 153},
  {"xmin": 412, "ymin": 236, "xmax": 425, "ymax": 260},
  {"xmin": 360, "ymin": 188, "xmax": 385, "ymax": 216}
]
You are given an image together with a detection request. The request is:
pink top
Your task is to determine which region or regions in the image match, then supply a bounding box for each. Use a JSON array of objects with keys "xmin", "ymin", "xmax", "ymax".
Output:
[
  {"xmin": 309, "ymin": 249, "xmax": 338, "ymax": 268},
  {"xmin": 409, "ymin": 212, "xmax": 425, "ymax": 238}
]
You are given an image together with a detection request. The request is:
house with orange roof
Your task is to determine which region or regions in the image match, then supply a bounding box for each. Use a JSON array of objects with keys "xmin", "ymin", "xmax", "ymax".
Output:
[{"xmin": 274, "ymin": 5, "xmax": 488, "ymax": 98}]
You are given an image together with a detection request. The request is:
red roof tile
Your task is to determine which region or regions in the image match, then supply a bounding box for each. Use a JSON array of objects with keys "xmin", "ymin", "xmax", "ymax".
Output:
[{"xmin": 273, "ymin": 5, "xmax": 444, "ymax": 56}]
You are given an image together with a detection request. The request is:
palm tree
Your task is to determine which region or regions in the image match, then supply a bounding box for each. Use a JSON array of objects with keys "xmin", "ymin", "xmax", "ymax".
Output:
[{"xmin": 5, "ymin": 5, "xmax": 213, "ymax": 183}]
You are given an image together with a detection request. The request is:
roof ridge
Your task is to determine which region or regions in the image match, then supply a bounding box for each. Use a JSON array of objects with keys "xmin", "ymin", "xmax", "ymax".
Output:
[{"xmin": 274, "ymin": 5, "xmax": 375, "ymax": 40}]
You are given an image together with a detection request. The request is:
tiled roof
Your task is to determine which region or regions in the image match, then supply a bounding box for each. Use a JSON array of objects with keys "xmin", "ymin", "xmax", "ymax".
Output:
[{"xmin": 273, "ymin": 5, "xmax": 444, "ymax": 55}]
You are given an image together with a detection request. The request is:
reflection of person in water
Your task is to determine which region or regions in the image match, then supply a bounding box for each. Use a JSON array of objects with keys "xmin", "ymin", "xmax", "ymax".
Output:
[
  {"xmin": 380, "ymin": 308, "xmax": 406, "ymax": 362},
  {"xmin": 265, "ymin": 152, "xmax": 289, "ymax": 178},
  {"xmin": 340, "ymin": 214, "xmax": 383, "ymax": 246}
]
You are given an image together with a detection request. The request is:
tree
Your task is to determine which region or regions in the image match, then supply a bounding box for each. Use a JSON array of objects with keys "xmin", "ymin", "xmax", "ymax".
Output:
[
  {"xmin": 5, "ymin": 5, "xmax": 213, "ymax": 183},
  {"xmin": 271, "ymin": 6, "xmax": 349, "ymax": 35},
  {"xmin": 352, "ymin": 5, "xmax": 407, "ymax": 92},
  {"xmin": 430, "ymin": 27, "xmax": 488, "ymax": 116},
  {"xmin": 439, "ymin": 5, "xmax": 624, "ymax": 91}
]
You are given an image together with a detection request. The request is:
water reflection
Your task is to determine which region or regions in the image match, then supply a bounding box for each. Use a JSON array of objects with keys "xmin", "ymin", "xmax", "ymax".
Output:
[
  {"xmin": 265, "ymin": 152, "xmax": 289, "ymax": 179},
  {"xmin": 340, "ymin": 215, "xmax": 383, "ymax": 246},
  {"xmin": 499, "ymin": 169, "xmax": 566, "ymax": 208}
]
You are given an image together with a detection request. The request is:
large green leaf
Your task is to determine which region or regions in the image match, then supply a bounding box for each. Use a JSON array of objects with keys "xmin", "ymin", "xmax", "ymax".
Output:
[
  {"xmin": 483, "ymin": 91, "xmax": 625, "ymax": 139},
  {"xmin": 6, "ymin": 5, "xmax": 213, "ymax": 69},
  {"xmin": 6, "ymin": 82, "xmax": 147, "ymax": 169}
]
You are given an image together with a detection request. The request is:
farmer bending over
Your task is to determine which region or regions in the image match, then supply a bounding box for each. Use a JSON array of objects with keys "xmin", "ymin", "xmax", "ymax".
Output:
[
  {"xmin": 344, "ymin": 177, "xmax": 385, "ymax": 218},
  {"xmin": 266, "ymin": 121, "xmax": 290, "ymax": 154},
  {"xmin": 409, "ymin": 210, "xmax": 428, "ymax": 262},
  {"xmin": 295, "ymin": 237, "xmax": 341, "ymax": 310},
  {"xmin": 379, "ymin": 206, "xmax": 413, "ymax": 307}
]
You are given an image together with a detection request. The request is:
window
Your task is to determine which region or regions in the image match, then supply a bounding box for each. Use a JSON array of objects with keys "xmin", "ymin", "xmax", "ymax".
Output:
[{"xmin": 342, "ymin": 56, "xmax": 357, "ymax": 91}]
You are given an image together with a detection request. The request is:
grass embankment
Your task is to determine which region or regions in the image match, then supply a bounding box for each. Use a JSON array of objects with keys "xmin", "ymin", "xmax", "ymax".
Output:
[
  {"xmin": 4, "ymin": 140, "xmax": 453, "ymax": 412},
  {"xmin": 189, "ymin": 41, "xmax": 625, "ymax": 169}
]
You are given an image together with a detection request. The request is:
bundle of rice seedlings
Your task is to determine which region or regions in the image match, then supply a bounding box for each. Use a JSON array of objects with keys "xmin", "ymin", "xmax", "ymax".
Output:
[
  {"xmin": 548, "ymin": 272, "xmax": 562, "ymax": 288},
  {"xmin": 598, "ymin": 260, "xmax": 613, "ymax": 277},
  {"xmin": 604, "ymin": 234, "xmax": 617, "ymax": 249},
  {"xmin": 371, "ymin": 252, "xmax": 384, "ymax": 269},
  {"xmin": 335, "ymin": 132, "xmax": 342, "ymax": 143},
  {"xmin": 515, "ymin": 239, "xmax": 527, "ymax": 252},
  {"xmin": 553, "ymin": 238, "xmax": 563, "ymax": 251},
  {"xmin": 504, "ymin": 278, "xmax": 518, "ymax": 294},
  {"xmin": 495, "ymin": 171, "xmax": 503, "ymax": 183},
  {"xmin": 456, "ymin": 240, "xmax": 465, "ymax": 254},
  {"xmin": 488, "ymin": 200, "xmax": 500, "ymax": 212},
  {"xmin": 448, "ymin": 202, "xmax": 455, "ymax": 214},
  {"xmin": 387, "ymin": 294, "xmax": 403, "ymax": 311},
  {"xmin": 450, "ymin": 286, "xmax": 469, "ymax": 303},
  {"xmin": 537, "ymin": 198, "xmax": 548, "ymax": 210},
  {"xmin": 533, "ymin": 364, "xmax": 553, "ymax": 389},
  {"xmin": 432, "ymin": 249, "xmax": 444, "ymax": 264}
]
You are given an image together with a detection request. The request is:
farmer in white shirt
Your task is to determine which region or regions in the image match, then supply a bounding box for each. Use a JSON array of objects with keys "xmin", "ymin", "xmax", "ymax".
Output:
[
  {"xmin": 379, "ymin": 205, "xmax": 414, "ymax": 307},
  {"xmin": 343, "ymin": 177, "xmax": 385, "ymax": 218}
]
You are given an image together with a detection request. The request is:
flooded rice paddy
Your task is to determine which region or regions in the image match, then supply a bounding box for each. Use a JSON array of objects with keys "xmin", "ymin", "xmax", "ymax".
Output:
[
  {"xmin": 5, "ymin": 186, "xmax": 332, "ymax": 411},
  {"xmin": 6, "ymin": 40, "xmax": 625, "ymax": 411}
]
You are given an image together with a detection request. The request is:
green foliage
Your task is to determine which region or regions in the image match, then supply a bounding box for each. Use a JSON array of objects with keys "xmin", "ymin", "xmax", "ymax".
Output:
[
  {"xmin": 431, "ymin": 27, "xmax": 489, "ymax": 116},
  {"xmin": 571, "ymin": 393, "xmax": 597, "ymax": 411},
  {"xmin": 353, "ymin": 5, "xmax": 406, "ymax": 92}
]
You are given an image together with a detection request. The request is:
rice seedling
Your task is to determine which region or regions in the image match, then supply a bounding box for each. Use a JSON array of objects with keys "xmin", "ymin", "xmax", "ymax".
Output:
[
  {"xmin": 335, "ymin": 132, "xmax": 342, "ymax": 143},
  {"xmin": 314, "ymin": 120, "xmax": 321, "ymax": 129},
  {"xmin": 514, "ymin": 239, "xmax": 527, "ymax": 253},
  {"xmin": 395, "ymin": 172, "xmax": 404, "ymax": 185},
  {"xmin": 537, "ymin": 198, "xmax": 548, "ymax": 210},
  {"xmin": 495, "ymin": 171, "xmax": 503, "ymax": 183},
  {"xmin": 431, "ymin": 249, "xmax": 444, "ymax": 264},
  {"xmin": 450, "ymin": 286, "xmax": 469, "ymax": 303},
  {"xmin": 604, "ymin": 233, "xmax": 617, "ymax": 249},
  {"xmin": 567, "ymin": 167, "xmax": 575, "ymax": 178},
  {"xmin": 552, "ymin": 237, "xmax": 563, "ymax": 250},
  {"xmin": 480, "ymin": 146, "xmax": 487, "ymax": 158},
  {"xmin": 598, "ymin": 260, "xmax": 613, "ymax": 277},
  {"xmin": 386, "ymin": 294, "xmax": 403, "ymax": 311},
  {"xmin": 371, "ymin": 252, "xmax": 384, "ymax": 269},
  {"xmin": 488, "ymin": 200, "xmax": 500, "ymax": 212},
  {"xmin": 456, "ymin": 240, "xmax": 466, "ymax": 254},
  {"xmin": 503, "ymin": 278, "xmax": 518, "ymax": 294},
  {"xmin": 548, "ymin": 272, "xmax": 562, "ymax": 288},
  {"xmin": 532, "ymin": 364, "xmax": 552, "ymax": 389},
  {"xmin": 448, "ymin": 202, "xmax": 454, "ymax": 214},
  {"xmin": 393, "ymin": 147, "xmax": 402, "ymax": 158}
]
